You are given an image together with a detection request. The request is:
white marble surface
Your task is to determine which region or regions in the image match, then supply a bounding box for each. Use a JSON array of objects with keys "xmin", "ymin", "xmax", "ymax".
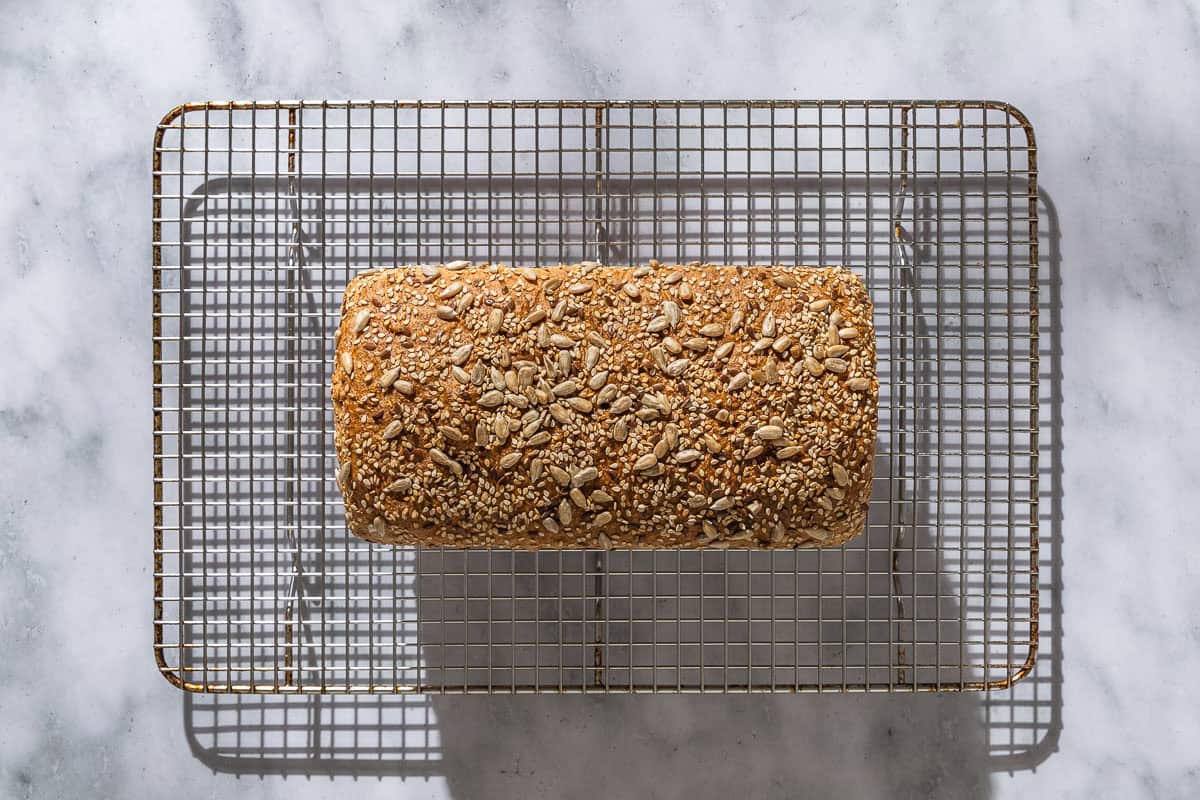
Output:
[{"xmin": 2, "ymin": 0, "xmax": 1199, "ymax": 797}]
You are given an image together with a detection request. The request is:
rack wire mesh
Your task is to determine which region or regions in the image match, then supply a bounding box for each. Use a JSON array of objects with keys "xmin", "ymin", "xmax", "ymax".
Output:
[{"xmin": 153, "ymin": 100, "xmax": 1038, "ymax": 693}]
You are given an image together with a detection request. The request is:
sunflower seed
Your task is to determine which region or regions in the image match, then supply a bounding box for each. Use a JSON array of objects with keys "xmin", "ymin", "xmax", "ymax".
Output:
[
  {"xmin": 663, "ymin": 336, "xmax": 683, "ymax": 355},
  {"xmin": 555, "ymin": 351, "xmax": 572, "ymax": 378},
  {"xmin": 816, "ymin": 495, "xmax": 834, "ymax": 512},
  {"xmin": 542, "ymin": 517, "xmax": 560, "ymax": 534},
  {"xmin": 584, "ymin": 345, "xmax": 601, "ymax": 371},
  {"xmin": 710, "ymin": 496, "xmax": 735, "ymax": 512},
  {"xmin": 522, "ymin": 309, "xmax": 547, "ymax": 329},
  {"xmin": 569, "ymin": 487, "xmax": 588, "ymax": 508},
  {"xmin": 478, "ymin": 390, "xmax": 505, "ymax": 408},
  {"xmin": 663, "ymin": 301, "xmax": 680, "ymax": 328},
  {"xmin": 666, "ymin": 358, "xmax": 689, "ymax": 377},
  {"xmin": 490, "ymin": 367, "xmax": 506, "ymax": 391},
  {"xmin": 728, "ymin": 372, "xmax": 750, "ymax": 391},
  {"xmin": 641, "ymin": 393, "xmax": 664, "ymax": 410},
  {"xmin": 566, "ymin": 396, "xmax": 593, "ymax": 413},
  {"xmin": 518, "ymin": 267, "xmax": 539, "ymax": 282},
  {"xmin": 826, "ymin": 326, "xmax": 842, "ymax": 346},
  {"xmin": 713, "ymin": 341, "xmax": 734, "ymax": 361},
  {"xmin": 755, "ymin": 425, "xmax": 784, "ymax": 440},
  {"xmin": 610, "ymin": 395, "xmax": 634, "ymax": 414},
  {"xmin": 586, "ymin": 331, "xmax": 608, "ymax": 349},
  {"xmin": 551, "ymin": 299, "xmax": 568, "ymax": 323},
  {"xmin": 526, "ymin": 431, "xmax": 551, "ymax": 447},
  {"xmin": 507, "ymin": 392, "xmax": 530, "ymax": 410},
  {"xmin": 675, "ymin": 448, "xmax": 702, "ymax": 464},
  {"xmin": 548, "ymin": 465, "xmax": 571, "ymax": 487},
  {"xmin": 379, "ymin": 366, "xmax": 401, "ymax": 390},
  {"xmin": 568, "ymin": 466, "xmax": 598, "ymax": 488},
  {"xmin": 438, "ymin": 281, "xmax": 463, "ymax": 300},
  {"xmin": 847, "ymin": 377, "xmax": 871, "ymax": 392},
  {"xmin": 804, "ymin": 356, "xmax": 825, "ymax": 377},
  {"xmin": 471, "ymin": 362, "xmax": 487, "ymax": 386},
  {"xmin": 647, "ymin": 315, "xmax": 670, "ymax": 334},
  {"xmin": 520, "ymin": 409, "xmax": 540, "ymax": 425},
  {"xmin": 552, "ymin": 379, "xmax": 578, "ymax": 397},
  {"xmin": 622, "ymin": 282, "xmax": 641, "ymax": 300},
  {"xmin": 593, "ymin": 512, "xmax": 614, "ymax": 529},
  {"xmin": 339, "ymin": 351, "xmax": 354, "ymax": 376},
  {"xmin": 550, "ymin": 334, "xmax": 576, "ymax": 349},
  {"xmin": 450, "ymin": 343, "xmax": 473, "ymax": 365},
  {"xmin": 777, "ymin": 445, "xmax": 801, "ymax": 459},
  {"xmin": 558, "ymin": 499, "xmax": 573, "ymax": 526},
  {"xmin": 699, "ymin": 323, "xmax": 725, "ymax": 338},
  {"xmin": 660, "ymin": 423, "xmax": 678, "ymax": 451},
  {"xmin": 436, "ymin": 305, "xmax": 457, "ymax": 321},
  {"xmin": 679, "ymin": 337, "xmax": 706, "ymax": 352},
  {"xmin": 611, "ymin": 418, "xmax": 629, "ymax": 441},
  {"xmin": 419, "ymin": 264, "xmax": 441, "ymax": 281},
  {"xmin": 499, "ymin": 451, "xmax": 523, "ymax": 469},
  {"xmin": 590, "ymin": 489, "xmax": 614, "ymax": 504},
  {"xmin": 537, "ymin": 325, "xmax": 552, "ymax": 347},
  {"xmin": 503, "ymin": 369, "xmax": 519, "ymax": 392},
  {"xmin": 438, "ymin": 424, "xmax": 466, "ymax": 444},
  {"xmin": 826, "ymin": 486, "xmax": 845, "ymax": 501},
  {"xmin": 663, "ymin": 270, "xmax": 683, "ymax": 285},
  {"xmin": 635, "ymin": 408, "xmax": 661, "ymax": 423},
  {"xmin": 703, "ymin": 434, "xmax": 722, "ymax": 454},
  {"xmin": 382, "ymin": 420, "xmax": 404, "ymax": 440},
  {"xmin": 385, "ymin": 477, "xmax": 412, "ymax": 494},
  {"xmin": 529, "ymin": 457, "xmax": 545, "ymax": 483},
  {"xmin": 688, "ymin": 494, "xmax": 708, "ymax": 510},
  {"xmin": 761, "ymin": 310, "xmax": 777, "ymax": 338},
  {"xmin": 487, "ymin": 307, "xmax": 505, "ymax": 334},
  {"xmin": 770, "ymin": 414, "xmax": 784, "ymax": 428},
  {"xmin": 517, "ymin": 365, "xmax": 536, "ymax": 388},
  {"xmin": 772, "ymin": 335, "xmax": 792, "ymax": 353},
  {"xmin": 744, "ymin": 444, "xmax": 765, "ymax": 459},
  {"xmin": 633, "ymin": 453, "xmax": 658, "ymax": 471},
  {"xmin": 351, "ymin": 308, "xmax": 372, "ymax": 334},
  {"xmin": 549, "ymin": 403, "xmax": 572, "ymax": 425},
  {"xmin": 808, "ymin": 298, "xmax": 831, "ymax": 311},
  {"xmin": 588, "ymin": 370, "xmax": 610, "ymax": 392},
  {"xmin": 824, "ymin": 357, "xmax": 848, "ymax": 374},
  {"xmin": 764, "ymin": 357, "xmax": 779, "ymax": 383},
  {"xmin": 633, "ymin": 265, "xmax": 653, "ymax": 278},
  {"xmin": 543, "ymin": 277, "xmax": 563, "ymax": 292},
  {"xmin": 430, "ymin": 448, "xmax": 462, "ymax": 476},
  {"xmin": 445, "ymin": 259, "xmax": 470, "ymax": 271},
  {"xmin": 455, "ymin": 292, "xmax": 474, "ymax": 311},
  {"xmin": 653, "ymin": 438, "xmax": 670, "ymax": 460},
  {"xmin": 568, "ymin": 281, "xmax": 594, "ymax": 295},
  {"xmin": 773, "ymin": 273, "xmax": 799, "ymax": 289},
  {"xmin": 678, "ymin": 282, "xmax": 693, "ymax": 302},
  {"xmin": 475, "ymin": 419, "xmax": 490, "ymax": 446},
  {"xmin": 521, "ymin": 418, "xmax": 542, "ymax": 438},
  {"xmin": 813, "ymin": 343, "xmax": 828, "ymax": 360},
  {"xmin": 830, "ymin": 310, "xmax": 844, "ymax": 326},
  {"xmin": 838, "ymin": 327, "xmax": 860, "ymax": 340},
  {"xmin": 751, "ymin": 337, "xmax": 774, "ymax": 354},
  {"xmin": 831, "ymin": 463, "xmax": 850, "ymax": 486}
]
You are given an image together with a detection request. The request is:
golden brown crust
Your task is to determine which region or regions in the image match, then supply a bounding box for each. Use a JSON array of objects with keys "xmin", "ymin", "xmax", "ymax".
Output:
[{"xmin": 332, "ymin": 262, "xmax": 877, "ymax": 549}]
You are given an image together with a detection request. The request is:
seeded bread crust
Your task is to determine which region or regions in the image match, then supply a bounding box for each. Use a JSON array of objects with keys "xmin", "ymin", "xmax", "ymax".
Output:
[{"xmin": 333, "ymin": 262, "xmax": 877, "ymax": 549}]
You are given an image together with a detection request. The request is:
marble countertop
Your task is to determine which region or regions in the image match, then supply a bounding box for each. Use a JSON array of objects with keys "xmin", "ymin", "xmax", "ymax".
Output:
[{"xmin": 3, "ymin": 1, "xmax": 1199, "ymax": 797}]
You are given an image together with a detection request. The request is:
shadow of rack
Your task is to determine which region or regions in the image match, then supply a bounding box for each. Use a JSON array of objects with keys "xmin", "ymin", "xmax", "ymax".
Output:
[{"xmin": 151, "ymin": 100, "xmax": 1057, "ymax": 774}]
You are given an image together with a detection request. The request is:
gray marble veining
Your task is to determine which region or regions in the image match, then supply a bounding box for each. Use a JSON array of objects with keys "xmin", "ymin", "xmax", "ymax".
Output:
[{"xmin": 1, "ymin": 0, "xmax": 1198, "ymax": 797}]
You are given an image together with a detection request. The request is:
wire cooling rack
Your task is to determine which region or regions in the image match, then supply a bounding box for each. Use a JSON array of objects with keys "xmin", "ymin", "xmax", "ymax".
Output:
[{"xmin": 152, "ymin": 100, "xmax": 1038, "ymax": 693}]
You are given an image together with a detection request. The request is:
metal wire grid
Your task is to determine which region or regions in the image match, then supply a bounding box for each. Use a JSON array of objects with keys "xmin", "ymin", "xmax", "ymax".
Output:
[{"xmin": 152, "ymin": 100, "xmax": 1038, "ymax": 694}]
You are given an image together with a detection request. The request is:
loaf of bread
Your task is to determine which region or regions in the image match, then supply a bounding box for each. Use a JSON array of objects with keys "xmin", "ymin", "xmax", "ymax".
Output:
[{"xmin": 333, "ymin": 262, "xmax": 877, "ymax": 549}]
